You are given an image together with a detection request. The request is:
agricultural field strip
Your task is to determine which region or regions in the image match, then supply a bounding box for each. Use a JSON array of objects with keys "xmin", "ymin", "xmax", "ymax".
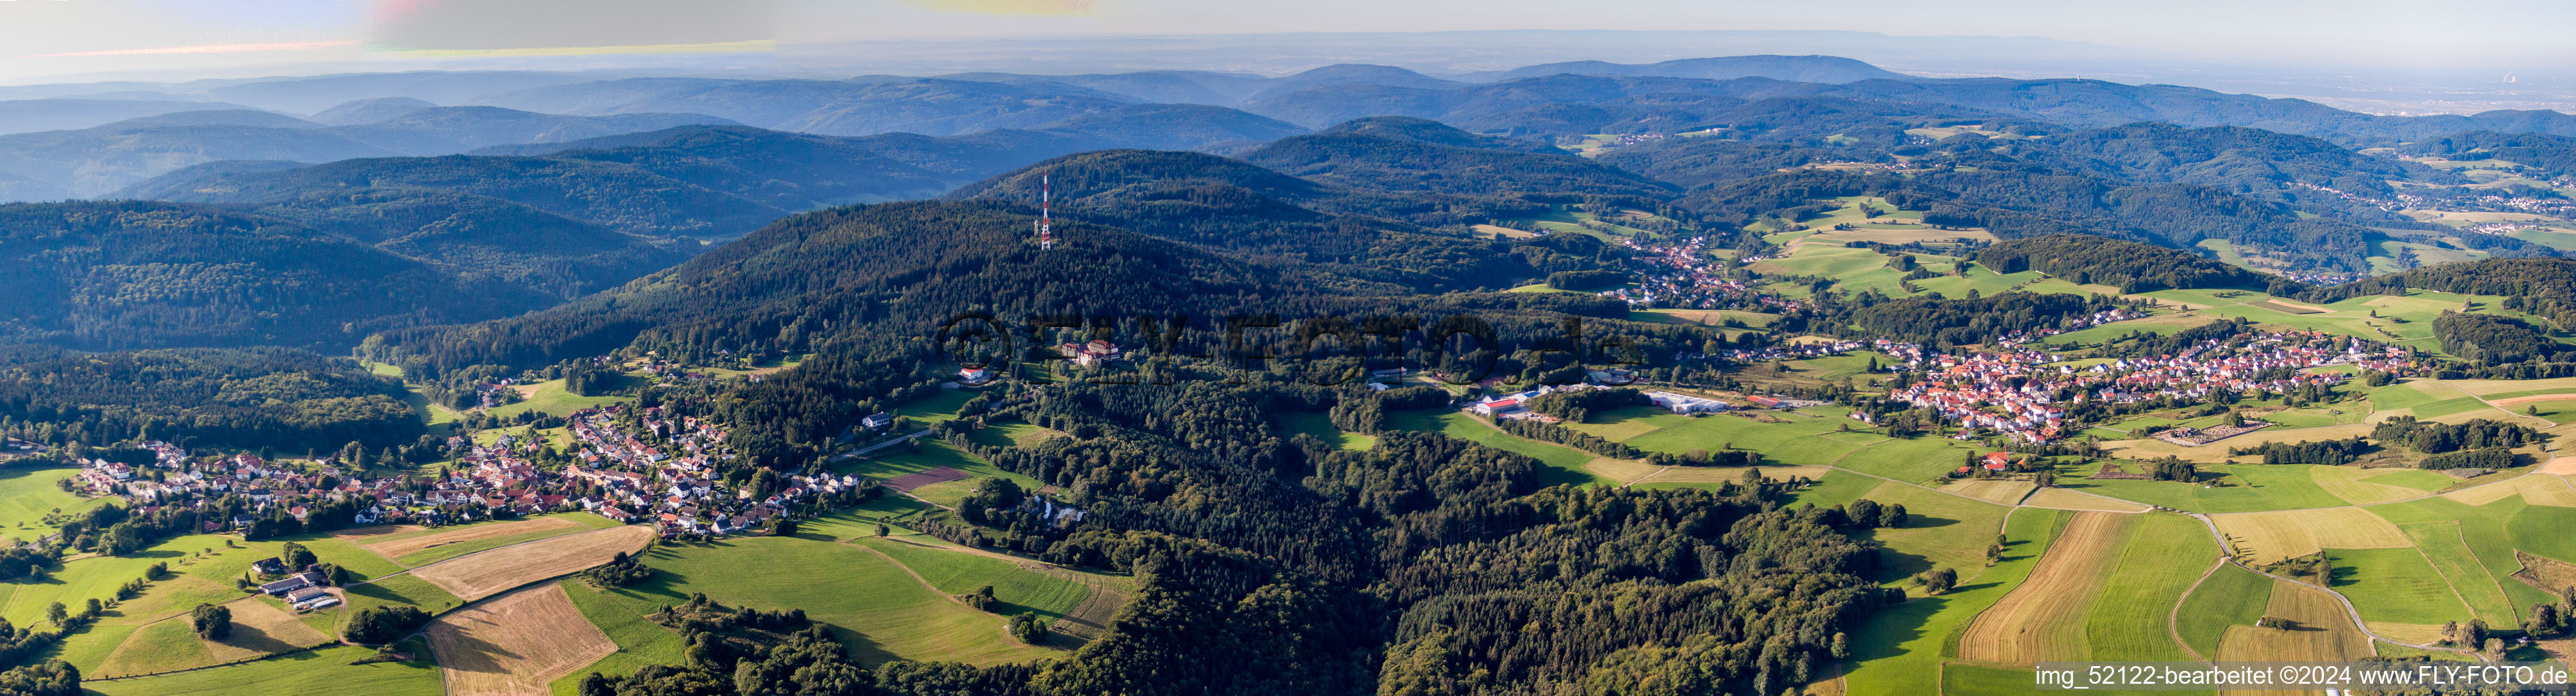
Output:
[
  {"xmin": 2166, "ymin": 560, "xmax": 2227, "ymax": 663},
  {"xmin": 2185, "ymin": 512, "xmax": 2484, "ymax": 659},
  {"xmin": 330, "ymin": 523, "xmax": 654, "ymax": 607}
]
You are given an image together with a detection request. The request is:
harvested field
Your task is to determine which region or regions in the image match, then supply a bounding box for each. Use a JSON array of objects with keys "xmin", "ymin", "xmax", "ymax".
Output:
[
  {"xmin": 2214, "ymin": 580, "xmax": 2369, "ymax": 689},
  {"xmin": 363, "ymin": 517, "xmax": 582, "ymax": 561},
  {"xmin": 2023, "ymin": 487, "xmax": 2151, "ymax": 512},
  {"xmin": 413, "ymin": 525, "xmax": 654, "ymax": 601},
  {"xmin": 2542, "ymin": 457, "xmax": 2576, "ymax": 475},
  {"xmin": 1958, "ymin": 512, "xmax": 2131, "ymax": 665},
  {"xmin": 1632, "ymin": 464, "xmax": 1831, "ymax": 485},
  {"xmin": 1584, "ymin": 457, "xmax": 1662, "ymax": 484},
  {"xmin": 2211, "ymin": 508, "xmax": 2411, "ymax": 563},
  {"xmin": 327, "ymin": 524, "xmax": 425, "ymax": 541},
  {"xmin": 1942, "ymin": 479, "xmax": 2035, "ymax": 505},
  {"xmin": 2441, "ymin": 474, "xmax": 2576, "ymax": 506},
  {"xmin": 2369, "ymin": 622, "xmax": 2450, "ymax": 646},
  {"xmin": 2514, "ymin": 551, "xmax": 2576, "ymax": 594},
  {"xmin": 2264, "ymin": 299, "xmax": 2334, "ymax": 313},
  {"xmin": 2492, "ymin": 394, "xmax": 2576, "ymax": 407},
  {"xmin": 429, "ymin": 583, "xmax": 617, "ymax": 696},
  {"xmin": 202, "ymin": 595, "xmax": 332, "ymax": 663},
  {"xmin": 883, "ymin": 466, "xmax": 971, "ymax": 492}
]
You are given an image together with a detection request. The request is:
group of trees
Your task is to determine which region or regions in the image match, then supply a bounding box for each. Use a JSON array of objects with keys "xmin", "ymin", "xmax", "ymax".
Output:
[
  {"xmin": 2371, "ymin": 416, "xmax": 2542, "ymax": 454},
  {"xmin": 2228, "ymin": 437, "xmax": 2372, "ymax": 465},
  {"xmin": 1524, "ymin": 387, "xmax": 1649, "ymax": 423},
  {"xmin": 344, "ymin": 606, "xmax": 431, "ymax": 644},
  {"xmin": 2431, "ymin": 311, "xmax": 2559, "ymax": 364}
]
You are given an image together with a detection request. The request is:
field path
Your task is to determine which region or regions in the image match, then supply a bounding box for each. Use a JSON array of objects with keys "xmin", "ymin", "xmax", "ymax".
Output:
[
  {"xmin": 844, "ymin": 540, "xmax": 1029, "ymax": 646},
  {"xmin": 854, "ymin": 534, "xmax": 1132, "ymax": 640},
  {"xmin": 2166, "ymin": 559, "xmax": 2227, "ymax": 664}
]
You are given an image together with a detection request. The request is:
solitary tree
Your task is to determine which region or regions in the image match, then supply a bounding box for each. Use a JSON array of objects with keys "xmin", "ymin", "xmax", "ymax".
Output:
[{"xmin": 192, "ymin": 603, "xmax": 232, "ymax": 640}]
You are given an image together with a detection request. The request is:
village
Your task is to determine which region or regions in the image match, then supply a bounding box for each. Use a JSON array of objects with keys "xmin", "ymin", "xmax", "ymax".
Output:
[
  {"xmin": 73, "ymin": 402, "xmax": 876, "ymax": 543},
  {"xmin": 1606, "ymin": 233, "xmax": 1817, "ymax": 314},
  {"xmin": 1885, "ymin": 331, "xmax": 2414, "ymax": 443}
]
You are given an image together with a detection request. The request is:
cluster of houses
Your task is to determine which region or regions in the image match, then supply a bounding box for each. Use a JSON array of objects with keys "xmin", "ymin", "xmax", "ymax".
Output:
[
  {"xmin": 79, "ymin": 402, "xmax": 876, "ymax": 541},
  {"xmin": 1603, "ymin": 235, "xmax": 1816, "ymax": 314},
  {"xmin": 1886, "ymin": 332, "xmax": 2411, "ymax": 442},
  {"xmin": 1706, "ymin": 340, "xmax": 1867, "ymax": 364}
]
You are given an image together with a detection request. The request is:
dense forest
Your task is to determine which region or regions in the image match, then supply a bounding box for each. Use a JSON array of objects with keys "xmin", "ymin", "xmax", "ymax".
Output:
[
  {"xmin": 1975, "ymin": 234, "xmax": 2287, "ymax": 293},
  {"xmin": 0, "ymin": 347, "xmax": 423, "ymax": 451},
  {"xmin": 0, "ymin": 201, "xmax": 554, "ymax": 350}
]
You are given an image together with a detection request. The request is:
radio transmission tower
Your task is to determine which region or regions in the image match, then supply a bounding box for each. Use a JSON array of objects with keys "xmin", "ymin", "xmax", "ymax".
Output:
[{"xmin": 1034, "ymin": 173, "xmax": 1053, "ymax": 250}]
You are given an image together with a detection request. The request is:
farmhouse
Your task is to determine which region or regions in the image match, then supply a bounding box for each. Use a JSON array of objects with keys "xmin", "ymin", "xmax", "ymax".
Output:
[
  {"xmin": 259, "ymin": 570, "xmax": 325, "ymax": 595},
  {"xmin": 861, "ymin": 413, "xmax": 895, "ymax": 430},
  {"xmin": 1644, "ymin": 391, "xmax": 1728, "ymax": 414}
]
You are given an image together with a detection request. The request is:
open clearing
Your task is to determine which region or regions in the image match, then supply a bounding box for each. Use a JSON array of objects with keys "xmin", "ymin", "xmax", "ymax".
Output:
[
  {"xmin": 430, "ymin": 583, "xmax": 618, "ymax": 696},
  {"xmin": 1958, "ymin": 512, "xmax": 2129, "ymax": 665},
  {"xmin": 413, "ymin": 525, "xmax": 655, "ymax": 601},
  {"xmin": 361, "ymin": 516, "xmax": 585, "ymax": 563},
  {"xmin": 2211, "ymin": 507, "xmax": 2411, "ymax": 563}
]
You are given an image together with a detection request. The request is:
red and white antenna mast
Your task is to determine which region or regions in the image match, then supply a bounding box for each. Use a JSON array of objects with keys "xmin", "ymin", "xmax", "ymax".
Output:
[{"xmin": 1037, "ymin": 173, "xmax": 1054, "ymax": 250}]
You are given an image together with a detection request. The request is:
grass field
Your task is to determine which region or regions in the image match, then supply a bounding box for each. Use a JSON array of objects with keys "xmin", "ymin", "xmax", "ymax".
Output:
[
  {"xmin": 1387, "ymin": 410, "xmax": 1606, "ymax": 487},
  {"xmin": 1277, "ymin": 411, "xmax": 1376, "ymax": 451},
  {"xmin": 584, "ymin": 535, "xmax": 1059, "ymax": 666},
  {"xmin": 1842, "ymin": 508, "xmax": 2071, "ymax": 696},
  {"xmin": 0, "ymin": 464, "xmax": 111, "ymax": 544},
  {"xmin": 850, "ymin": 536, "xmax": 1090, "ymax": 621},
  {"xmin": 86, "ymin": 643, "xmax": 443, "ymax": 696},
  {"xmin": 1957, "ymin": 512, "xmax": 2129, "ymax": 665},
  {"xmin": 2174, "ymin": 563, "xmax": 2272, "ymax": 659},
  {"xmin": 2311, "ymin": 465, "xmax": 2456, "ymax": 506},
  {"xmin": 2083, "ymin": 513, "xmax": 2215, "ymax": 663},
  {"xmin": 1856, "ymin": 481, "xmax": 2013, "ymax": 587},
  {"xmin": 484, "ymin": 379, "xmax": 633, "ymax": 419},
  {"xmin": 2327, "ymin": 547, "xmax": 2477, "ymax": 625},
  {"xmin": 2397, "ymin": 522, "xmax": 2518, "ymax": 626}
]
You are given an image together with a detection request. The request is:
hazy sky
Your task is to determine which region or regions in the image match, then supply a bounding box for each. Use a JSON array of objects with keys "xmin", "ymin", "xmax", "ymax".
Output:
[{"xmin": 0, "ymin": 0, "xmax": 2568, "ymax": 84}]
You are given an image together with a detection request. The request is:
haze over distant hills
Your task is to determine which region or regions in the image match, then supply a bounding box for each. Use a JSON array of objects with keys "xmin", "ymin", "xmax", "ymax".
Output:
[{"xmin": 1, "ymin": 51, "xmax": 2573, "ymax": 351}]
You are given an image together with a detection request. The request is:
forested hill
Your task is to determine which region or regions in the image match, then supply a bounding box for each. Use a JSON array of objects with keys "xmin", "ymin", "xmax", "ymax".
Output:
[
  {"xmin": 0, "ymin": 201, "xmax": 554, "ymax": 351},
  {"xmin": 947, "ymin": 149, "xmax": 1630, "ymax": 292},
  {"xmin": 1239, "ymin": 116, "xmax": 1678, "ymax": 200},
  {"xmin": 365, "ymin": 200, "xmax": 1368, "ymax": 377},
  {"xmin": 1975, "ymin": 234, "xmax": 2292, "ymax": 293},
  {"xmin": 0, "ymin": 347, "xmax": 423, "ymax": 451}
]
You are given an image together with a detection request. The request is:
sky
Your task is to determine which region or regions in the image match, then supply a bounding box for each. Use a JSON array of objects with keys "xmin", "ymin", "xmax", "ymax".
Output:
[{"xmin": 0, "ymin": 0, "xmax": 2569, "ymax": 84}]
